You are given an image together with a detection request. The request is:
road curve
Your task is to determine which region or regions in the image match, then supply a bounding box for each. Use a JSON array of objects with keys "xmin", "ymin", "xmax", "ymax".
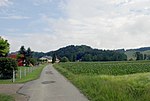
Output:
[{"xmin": 18, "ymin": 64, "xmax": 89, "ymax": 101}]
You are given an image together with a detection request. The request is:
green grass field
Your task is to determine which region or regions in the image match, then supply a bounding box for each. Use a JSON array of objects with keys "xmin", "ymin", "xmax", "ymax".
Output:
[
  {"xmin": 0, "ymin": 94, "xmax": 14, "ymax": 101},
  {"xmin": 54, "ymin": 61, "xmax": 150, "ymax": 101},
  {"xmin": 0, "ymin": 63, "xmax": 47, "ymax": 84}
]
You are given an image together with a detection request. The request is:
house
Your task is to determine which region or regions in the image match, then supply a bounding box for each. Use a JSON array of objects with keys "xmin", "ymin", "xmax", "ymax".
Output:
[
  {"xmin": 55, "ymin": 57, "xmax": 60, "ymax": 63},
  {"xmin": 8, "ymin": 53, "xmax": 24, "ymax": 66},
  {"xmin": 39, "ymin": 56, "xmax": 52, "ymax": 63}
]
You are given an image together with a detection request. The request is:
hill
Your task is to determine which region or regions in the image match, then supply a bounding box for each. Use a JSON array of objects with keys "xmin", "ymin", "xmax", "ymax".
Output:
[
  {"xmin": 125, "ymin": 47, "xmax": 150, "ymax": 60},
  {"xmin": 126, "ymin": 47, "xmax": 150, "ymax": 52},
  {"xmin": 32, "ymin": 45, "xmax": 150, "ymax": 61},
  {"xmin": 45, "ymin": 45, "xmax": 127, "ymax": 61}
]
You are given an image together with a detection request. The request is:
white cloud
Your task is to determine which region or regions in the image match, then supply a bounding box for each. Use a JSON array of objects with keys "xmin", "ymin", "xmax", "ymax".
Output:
[
  {"xmin": 3, "ymin": 0, "xmax": 150, "ymax": 52},
  {"xmin": 0, "ymin": 15, "xmax": 30, "ymax": 20},
  {"xmin": 44, "ymin": 0, "xmax": 150, "ymax": 50},
  {"xmin": 0, "ymin": 0, "xmax": 12, "ymax": 7},
  {"xmin": 33, "ymin": 0, "xmax": 53, "ymax": 6}
]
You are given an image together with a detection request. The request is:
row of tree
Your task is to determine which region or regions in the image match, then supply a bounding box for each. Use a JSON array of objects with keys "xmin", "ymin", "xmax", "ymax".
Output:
[{"xmin": 135, "ymin": 52, "xmax": 150, "ymax": 60}]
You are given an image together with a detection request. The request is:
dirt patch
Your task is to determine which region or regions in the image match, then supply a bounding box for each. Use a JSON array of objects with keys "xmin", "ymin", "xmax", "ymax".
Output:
[{"xmin": 0, "ymin": 84, "xmax": 28, "ymax": 101}]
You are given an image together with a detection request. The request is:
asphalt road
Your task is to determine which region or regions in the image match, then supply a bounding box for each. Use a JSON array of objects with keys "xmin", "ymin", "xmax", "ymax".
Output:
[{"xmin": 19, "ymin": 64, "xmax": 89, "ymax": 101}]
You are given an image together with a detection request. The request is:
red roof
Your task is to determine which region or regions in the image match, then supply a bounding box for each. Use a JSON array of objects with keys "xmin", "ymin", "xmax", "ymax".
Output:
[{"xmin": 8, "ymin": 54, "xmax": 17, "ymax": 59}]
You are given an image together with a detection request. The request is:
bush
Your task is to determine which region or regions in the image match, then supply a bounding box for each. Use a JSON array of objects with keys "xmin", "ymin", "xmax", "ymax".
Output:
[
  {"xmin": 0, "ymin": 57, "xmax": 18, "ymax": 79},
  {"xmin": 26, "ymin": 58, "xmax": 37, "ymax": 66},
  {"xmin": 60, "ymin": 57, "xmax": 69, "ymax": 62}
]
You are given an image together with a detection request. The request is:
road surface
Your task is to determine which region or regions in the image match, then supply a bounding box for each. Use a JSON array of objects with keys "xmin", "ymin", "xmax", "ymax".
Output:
[{"xmin": 19, "ymin": 64, "xmax": 89, "ymax": 101}]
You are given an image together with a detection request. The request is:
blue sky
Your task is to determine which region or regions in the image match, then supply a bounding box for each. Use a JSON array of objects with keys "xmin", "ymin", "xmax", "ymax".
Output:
[{"xmin": 1, "ymin": 0, "xmax": 150, "ymax": 52}]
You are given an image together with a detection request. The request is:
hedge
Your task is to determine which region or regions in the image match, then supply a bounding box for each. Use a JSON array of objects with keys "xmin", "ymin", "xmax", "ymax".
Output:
[{"xmin": 0, "ymin": 57, "xmax": 18, "ymax": 79}]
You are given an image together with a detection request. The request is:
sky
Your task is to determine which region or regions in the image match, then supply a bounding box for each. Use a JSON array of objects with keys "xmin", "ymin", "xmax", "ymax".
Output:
[{"xmin": 1, "ymin": 0, "xmax": 150, "ymax": 52}]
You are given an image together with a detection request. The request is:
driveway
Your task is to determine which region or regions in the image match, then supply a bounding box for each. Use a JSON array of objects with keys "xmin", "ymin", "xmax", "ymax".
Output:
[{"xmin": 19, "ymin": 64, "xmax": 89, "ymax": 101}]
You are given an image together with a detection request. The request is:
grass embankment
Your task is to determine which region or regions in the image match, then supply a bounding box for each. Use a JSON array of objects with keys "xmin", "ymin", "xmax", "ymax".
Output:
[
  {"xmin": 0, "ymin": 94, "xmax": 15, "ymax": 101},
  {"xmin": 0, "ymin": 63, "xmax": 48, "ymax": 84},
  {"xmin": 54, "ymin": 61, "xmax": 150, "ymax": 101}
]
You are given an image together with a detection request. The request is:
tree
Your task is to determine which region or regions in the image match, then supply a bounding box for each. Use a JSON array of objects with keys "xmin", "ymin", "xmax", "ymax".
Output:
[
  {"xmin": 18, "ymin": 46, "xmax": 35, "ymax": 66},
  {"xmin": 0, "ymin": 58, "xmax": 17, "ymax": 79},
  {"xmin": 82, "ymin": 54, "xmax": 92, "ymax": 61},
  {"xmin": 135, "ymin": 52, "xmax": 143, "ymax": 60},
  {"xmin": 18, "ymin": 46, "xmax": 26, "ymax": 65},
  {"xmin": 60, "ymin": 57, "xmax": 69, "ymax": 62},
  {"xmin": 26, "ymin": 47, "xmax": 33, "ymax": 66},
  {"xmin": 45, "ymin": 45, "xmax": 127, "ymax": 62},
  {"xmin": 52, "ymin": 53, "xmax": 56, "ymax": 63},
  {"xmin": 19, "ymin": 46, "xmax": 26, "ymax": 55},
  {"xmin": 144, "ymin": 54, "xmax": 147, "ymax": 60},
  {"xmin": 26, "ymin": 47, "xmax": 32, "ymax": 58},
  {"xmin": 0, "ymin": 37, "xmax": 10, "ymax": 57}
]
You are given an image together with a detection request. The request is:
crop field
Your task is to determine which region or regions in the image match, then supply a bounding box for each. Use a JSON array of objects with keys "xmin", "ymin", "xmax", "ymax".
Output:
[{"xmin": 54, "ymin": 61, "xmax": 150, "ymax": 101}]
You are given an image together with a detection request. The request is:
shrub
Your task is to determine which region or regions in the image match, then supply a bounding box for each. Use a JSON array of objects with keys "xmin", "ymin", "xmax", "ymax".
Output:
[
  {"xmin": 26, "ymin": 57, "xmax": 37, "ymax": 66},
  {"xmin": 0, "ymin": 57, "xmax": 18, "ymax": 79},
  {"xmin": 60, "ymin": 57, "xmax": 69, "ymax": 62}
]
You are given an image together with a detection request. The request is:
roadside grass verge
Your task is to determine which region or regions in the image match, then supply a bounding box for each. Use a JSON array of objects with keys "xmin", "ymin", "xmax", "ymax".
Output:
[
  {"xmin": 54, "ymin": 62, "xmax": 150, "ymax": 101},
  {"xmin": 0, "ymin": 63, "xmax": 48, "ymax": 84},
  {"xmin": 15, "ymin": 64, "xmax": 47, "ymax": 83},
  {"xmin": 0, "ymin": 94, "xmax": 15, "ymax": 101}
]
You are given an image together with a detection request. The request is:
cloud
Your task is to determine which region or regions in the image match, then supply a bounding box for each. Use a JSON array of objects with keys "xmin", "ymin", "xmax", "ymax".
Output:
[
  {"xmin": 0, "ymin": 15, "xmax": 30, "ymax": 20},
  {"xmin": 44, "ymin": 0, "xmax": 150, "ymax": 50},
  {"xmin": 0, "ymin": 0, "xmax": 12, "ymax": 7},
  {"xmin": 2, "ymin": 0, "xmax": 150, "ymax": 52},
  {"xmin": 3, "ymin": 33, "xmax": 62, "ymax": 52},
  {"xmin": 33, "ymin": 0, "xmax": 53, "ymax": 6}
]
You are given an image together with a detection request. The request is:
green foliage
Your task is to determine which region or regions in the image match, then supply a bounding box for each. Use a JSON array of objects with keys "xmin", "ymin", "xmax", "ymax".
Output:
[
  {"xmin": 46, "ymin": 45, "xmax": 127, "ymax": 62},
  {"xmin": 19, "ymin": 46, "xmax": 26, "ymax": 55},
  {"xmin": 26, "ymin": 47, "xmax": 32, "ymax": 57},
  {"xmin": 18, "ymin": 46, "xmax": 36, "ymax": 66},
  {"xmin": 28, "ymin": 58, "xmax": 37, "ymax": 66},
  {"xmin": 0, "ymin": 94, "xmax": 15, "ymax": 101},
  {"xmin": 0, "ymin": 37, "xmax": 10, "ymax": 57},
  {"xmin": 0, "ymin": 64, "xmax": 47, "ymax": 84},
  {"xmin": 32, "ymin": 52, "xmax": 45, "ymax": 58},
  {"xmin": 135, "ymin": 52, "xmax": 143, "ymax": 60},
  {"xmin": 54, "ymin": 61, "xmax": 150, "ymax": 101},
  {"xmin": 52, "ymin": 53, "xmax": 56, "ymax": 63},
  {"xmin": 60, "ymin": 56, "xmax": 69, "ymax": 62},
  {"xmin": 0, "ymin": 58, "xmax": 18, "ymax": 79},
  {"xmin": 15, "ymin": 64, "xmax": 47, "ymax": 83},
  {"xmin": 82, "ymin": 54, "xmax": 92, "ymax": 61},
  {"xmin": 57, "ymin": 61, "xmax": 150, "ymax": 75}
]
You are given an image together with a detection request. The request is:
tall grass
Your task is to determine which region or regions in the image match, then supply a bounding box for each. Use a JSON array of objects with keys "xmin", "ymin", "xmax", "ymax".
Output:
[
  {"xmin": 0, "ymin": 94, "xmax": 15, "ymax": 101},
  {"xmin": 54, "ymin": 61, "xmax": 150, "ymax": 101}
]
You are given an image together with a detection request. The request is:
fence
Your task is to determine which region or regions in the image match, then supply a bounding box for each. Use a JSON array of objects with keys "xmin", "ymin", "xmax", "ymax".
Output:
[{"xmin": 13, "ymin": 66, "xmax": 38, "ymax": 82}]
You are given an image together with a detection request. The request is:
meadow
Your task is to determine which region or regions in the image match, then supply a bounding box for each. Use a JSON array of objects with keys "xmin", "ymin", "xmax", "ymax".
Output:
[
  {"xmin": 54, "ymin": 61, "xmax": 150, "ymax": 101},
  {"xmin": 0, "ymin": 94, "xmax": 14, "ymax": 101}
]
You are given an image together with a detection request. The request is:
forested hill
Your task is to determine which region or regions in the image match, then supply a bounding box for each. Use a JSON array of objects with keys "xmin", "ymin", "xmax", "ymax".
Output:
[
  {"xmin": 32, "ymin": 45, "xmax": 150, "ymax": 61},
  {"xmin": 126, "ymin": 47, "xmax": 150, "ymax": 52},
  {"xmin": 44, "ymin": 45, "xmax": 127, "ymax": 62}
]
